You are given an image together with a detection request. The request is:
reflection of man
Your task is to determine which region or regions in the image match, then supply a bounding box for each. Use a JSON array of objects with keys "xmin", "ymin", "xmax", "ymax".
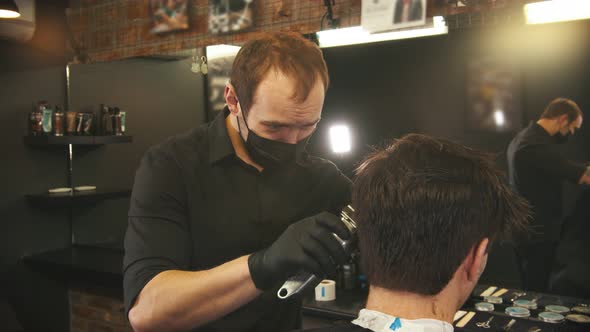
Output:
[
  {"xmin": 304, "ymin": 134, "xmax": 529, "ymax": 332},
  {"xmin": 124, "ymin": 33, "xmax": 352, "ymax": 332},
  {"xmin": 507, "ymin": 97, "xmax": 590, "ymax": 292},
  {"xmin": 393, "ymin": 0, "xmax": 423, "ymax": 23},
  {"xmin": 550, "ymin": 189, "xmax": 590, "ymax": 298}
]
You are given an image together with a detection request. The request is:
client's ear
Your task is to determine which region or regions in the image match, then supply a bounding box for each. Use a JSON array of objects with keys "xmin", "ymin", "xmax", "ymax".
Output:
[{"xmin": 467, "ymin": 238, "xmax": 489, "ymax": 282}]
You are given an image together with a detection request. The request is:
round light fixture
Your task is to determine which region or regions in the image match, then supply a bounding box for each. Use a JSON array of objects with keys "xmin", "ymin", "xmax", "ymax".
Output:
[{"xmin": 0, "ymin": 0, "xmax": 21, "ymax": 19}]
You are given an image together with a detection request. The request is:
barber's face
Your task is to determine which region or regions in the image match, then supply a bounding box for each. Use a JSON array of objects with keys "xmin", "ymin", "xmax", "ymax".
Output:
[
  {"xmin": 559, "ymin": 115, "xmax": 582, "ymax": 136},
  {"xmin": 237, "ymin": 71, "xmax": 325, "ymax": 144}
]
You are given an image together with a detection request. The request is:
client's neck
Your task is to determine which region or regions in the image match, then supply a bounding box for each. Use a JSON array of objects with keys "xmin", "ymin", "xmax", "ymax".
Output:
[{"xmin": 365, "ymin": 286, "xmax": 458, "ymax": 324}]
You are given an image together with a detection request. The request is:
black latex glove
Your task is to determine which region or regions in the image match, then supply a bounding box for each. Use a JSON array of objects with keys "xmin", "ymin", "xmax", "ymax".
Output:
[{"xmin": 248, "ymin": 211, "xmax": 351, "ymax": 291}]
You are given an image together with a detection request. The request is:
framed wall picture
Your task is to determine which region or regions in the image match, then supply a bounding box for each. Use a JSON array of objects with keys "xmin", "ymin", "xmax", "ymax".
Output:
[
  {"xmin": 362, "ymin": 0, "xmax": 427, "ymax": 33},
  {"xmin": 209, "ymin": 0, "xmax": 254, "ymax": 35},
  {"xmin": 466, "ymin": 57, "xmax": 521, "ymax": 132},
  {"xmin": 150, "ymin": 0, "xmax": 189, "ymax": 34}
]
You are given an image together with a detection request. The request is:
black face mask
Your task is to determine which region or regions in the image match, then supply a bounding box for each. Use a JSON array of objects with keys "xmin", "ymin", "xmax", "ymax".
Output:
[
  {"xmin": 237, "ymin": 105, "xmax": 311, "ymax": 169},
  {"xmin": 555, "ymin": 132, "xmax": 570, "ymax": 144}
]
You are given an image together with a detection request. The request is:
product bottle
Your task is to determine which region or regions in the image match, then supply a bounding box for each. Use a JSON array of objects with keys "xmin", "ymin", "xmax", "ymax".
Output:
[
  {"xmin": 54, "ymin": 106, "xmax": 64, "ymax": 136},
  {"xmin": 41, "ymin": 104, "xmax": 53, "ymax": 135}
]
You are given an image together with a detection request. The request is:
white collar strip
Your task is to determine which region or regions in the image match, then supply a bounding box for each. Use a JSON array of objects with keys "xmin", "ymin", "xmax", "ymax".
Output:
[{"xmin": 351, "ymin": 309, "xmax": 454, "ymax": 332}]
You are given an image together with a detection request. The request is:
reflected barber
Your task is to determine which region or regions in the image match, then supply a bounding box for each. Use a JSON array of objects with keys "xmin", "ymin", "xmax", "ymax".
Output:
[{"xmin": 507, "ymin": 97, "xmax": 590, "ymax": 293}]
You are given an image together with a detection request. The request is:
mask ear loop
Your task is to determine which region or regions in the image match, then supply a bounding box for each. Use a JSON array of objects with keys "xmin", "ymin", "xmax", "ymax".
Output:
[{"xmin": 233, "ymin": 87, "xmax": 251, "ymax": 139}]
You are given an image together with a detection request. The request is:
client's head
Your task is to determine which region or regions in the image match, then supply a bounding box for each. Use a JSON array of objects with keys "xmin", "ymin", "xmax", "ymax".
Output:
[{"xmin": 353, "ymin": 134, "xmax": 530, "ymax": 316}]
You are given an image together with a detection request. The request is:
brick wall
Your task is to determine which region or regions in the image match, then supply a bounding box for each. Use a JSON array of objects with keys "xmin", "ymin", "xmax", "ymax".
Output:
[
  {"xmin": 66, "ymin": 0, "xmax": 521, "ymax": 63},
  {"xmin": 66, "ymin": 0, "xmax": 361, "ymax": 62},
  {"xmin": 70, "ymin": 287, "xmax": 133, "ymax": 332}
]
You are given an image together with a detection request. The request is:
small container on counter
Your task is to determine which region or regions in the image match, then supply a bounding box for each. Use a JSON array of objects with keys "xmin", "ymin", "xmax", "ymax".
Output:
[
  {"xmin": 342, "ymin": 263, "xmax": 355, "ymax": 290},
  {"xmin": 506, "ymin": 306, "xmax": 531, "ymax": 318},
  {"xmin": 514, "ymin": 299, "xmax": 537, "ymax": 310},
  {"xmin": 475, "ymin": 302, "xmax": 494, "ymax": 312},
  {"xmin": 539, "ymin": 311, "xmax": 565, "ymax": 324}
]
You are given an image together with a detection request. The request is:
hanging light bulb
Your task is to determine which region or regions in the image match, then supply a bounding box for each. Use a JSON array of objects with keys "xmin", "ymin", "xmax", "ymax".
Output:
[
  {"xmin": 200, "ymin": 56, "xmax": 208, "ymax": 75},
  {"xmin": 0, "ymin": 0, "xmax": 21, "ymax": 18},
  {"xmin": 190, "ymin": 55, "xmax": 201, "ymax": 73}
]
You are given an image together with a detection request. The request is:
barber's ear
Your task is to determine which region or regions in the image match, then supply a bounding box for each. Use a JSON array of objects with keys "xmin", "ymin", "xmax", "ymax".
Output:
[
  {"xmin": 225, "ymin": 84, "xmax": 240, "ymax": 115},
  {"xmin": 559, "ymin": 114, "xmax": 569, "ymax": 126},
  {"xmin": 467, "ymin": 238, "xmax": 489, "ymax": 282}
]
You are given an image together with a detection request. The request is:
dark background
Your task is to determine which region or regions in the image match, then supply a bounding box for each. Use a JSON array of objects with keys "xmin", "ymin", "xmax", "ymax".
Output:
[{"xmin": 1, "ymin": 3, "xmax": 589, "ymax": 330}]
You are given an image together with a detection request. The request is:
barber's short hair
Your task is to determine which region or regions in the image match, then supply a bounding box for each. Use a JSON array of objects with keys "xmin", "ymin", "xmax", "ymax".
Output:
[
  {"xmin": 353, "ymin": 134, "xmax": 530, "ymax": 295},
  {"xmin": 540, "ymin": 98, "xmax": 582, "ymax": 123},
  {"xmin": 230, "ymin": 32, "xmax": 329, "ymax": 111}
]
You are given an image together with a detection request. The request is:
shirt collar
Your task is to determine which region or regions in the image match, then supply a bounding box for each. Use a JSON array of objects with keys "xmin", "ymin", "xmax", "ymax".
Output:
[
  {"xmin": 525, "ymin": 121, "xmax": 556, "ymax": 145},
  {"xmin": 352, "ymin": 309, "xmax": 454, "ymax": 332},
  {"xmin": 530, "ymin": 121, "xmax": 552, "ymax": 138},
  {"xmin": 208, "ymin": 106, "xmax": 236, "ymax": 164}
]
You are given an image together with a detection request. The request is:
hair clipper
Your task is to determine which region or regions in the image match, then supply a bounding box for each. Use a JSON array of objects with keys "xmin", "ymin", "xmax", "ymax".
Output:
[{"xmin": 277, "ymin": 205, "xmax": 357, "ymax": 299}]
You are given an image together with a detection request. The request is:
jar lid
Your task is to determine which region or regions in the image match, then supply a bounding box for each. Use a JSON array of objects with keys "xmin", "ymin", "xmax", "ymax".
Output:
[
  {"xmin": 572, "ymin": 306, "xmax": 590, "ymax": 315},
  {"xmin": 484, "ymin": 296, "xmax": 503, "ymax": 304},
  {"xmin": 514, "ymin": 299, "xmax": 537, "ymax": 309},
  {"xmin": 565, "ymin": 314, "xmax": 590, "ymax": 324},
  {"xmin": 545, "ymin": 305, "xmax": 569, "ymax": 314},
  {"xmin": 539, "ymin": 311, "xmax": 565, "ymax": 323},
  {"xmin": 475, "ymin": 302, "xmax": 494, "ymax": 312},
  {"xmin": 505, "ymin": 306, "xmax": 530, "ymax": 317}
]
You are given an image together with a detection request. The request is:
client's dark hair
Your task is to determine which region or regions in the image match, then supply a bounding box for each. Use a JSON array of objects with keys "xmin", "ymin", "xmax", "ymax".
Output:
[{"xmin": 352, "ymin": 134, "xmax": 530, "ymax": 295}]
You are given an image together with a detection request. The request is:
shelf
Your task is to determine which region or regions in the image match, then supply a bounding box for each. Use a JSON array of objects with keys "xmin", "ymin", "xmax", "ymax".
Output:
[
  {"xmin": 25, "ymin": 188, "xmax": 132, "ymax": 207},
  {"xmin": 23, "ymin": 135, "xmax": 133, "ymax": 146},
  {"xmin": 22, "ymin": 244, "xmax": 124, "ymax": 287}
]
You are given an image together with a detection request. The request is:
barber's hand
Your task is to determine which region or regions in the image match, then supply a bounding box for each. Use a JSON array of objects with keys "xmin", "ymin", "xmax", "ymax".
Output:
[{"xmin": 248, "ymin": 212, "xmax": 351, "ymax": 291}]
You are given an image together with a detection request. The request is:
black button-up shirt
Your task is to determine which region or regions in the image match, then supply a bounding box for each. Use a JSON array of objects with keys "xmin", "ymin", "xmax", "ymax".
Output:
[
  {"xmin": 507, "ymin": 122, "xmax": 586, "ymax": 241},
  {"xmin": 123, "ymin": 108, "xmax": 351, "ymax": 332}
]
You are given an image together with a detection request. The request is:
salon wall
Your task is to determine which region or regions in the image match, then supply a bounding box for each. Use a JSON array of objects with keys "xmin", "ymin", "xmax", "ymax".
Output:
[
  {"xmin": 1, "ymin": 2, "xmax": 206, "ymax": 329},
  {"xmin": 0, "ymin": 54, "xmax": 206, "ymax": 332},
  {"xmin": 66, "ymin": 0, "xmax": 518, "ymax": 63}
]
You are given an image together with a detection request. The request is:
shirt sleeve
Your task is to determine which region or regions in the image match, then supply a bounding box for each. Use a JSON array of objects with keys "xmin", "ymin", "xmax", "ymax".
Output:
[
  {"xmin": 516, "ymin": 145, "xmax": 586, "ymax": 184},
  {"xmin": 123, "ymin": 145, "xmax": 191, "ymax": 316}
]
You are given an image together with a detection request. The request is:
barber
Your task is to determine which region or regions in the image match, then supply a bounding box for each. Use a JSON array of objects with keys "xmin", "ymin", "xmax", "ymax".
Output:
[
  {"xmin": 123, "ymin": 32, "xmax": 352, "ymax": 332},
  {"xmin": 507, "ymin": 97, "xmax": 590, "ymax": 292}
]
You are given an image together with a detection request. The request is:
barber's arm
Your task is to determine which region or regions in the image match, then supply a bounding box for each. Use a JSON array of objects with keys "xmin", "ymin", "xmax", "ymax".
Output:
[
  {"xmin": 579, "ymin": 166, "xmax": 590, "ymax": 185},
  {"xmin": 517, "ymin": 146, "xmax": 587, "ymax": 185},
  {"xmin": 125, "ymin": 147, "xmax": 262, "ymax": 332},
  {"xmin": 127, "ymin": 256, "xmax": 260, "ymax": 332},
  {"xmin": 125, "ymin": 148, "xmax": 350, "ymax": 332}
]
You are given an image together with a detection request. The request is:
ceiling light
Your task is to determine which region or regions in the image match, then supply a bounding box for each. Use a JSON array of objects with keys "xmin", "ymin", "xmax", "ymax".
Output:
[
  {"xmin": 206, "ymin": 44, "xmax": 241, "ymax": 60},
  {"xmin": 525, "ymin": 0, "xmax": 590, "ymax": 25},
  {"xmin": 317, "ymin": 16, "xmax": 447, "ymax": 48},
  {"xmin": 0, "ymin": 0, "xmax": 20, "ymax": 18}
]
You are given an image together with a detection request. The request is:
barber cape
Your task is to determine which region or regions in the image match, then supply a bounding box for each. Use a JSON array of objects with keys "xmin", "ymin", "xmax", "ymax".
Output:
[{"xmin": 352, "ymin": 309, "xmax": 454, "ymax": 332}]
